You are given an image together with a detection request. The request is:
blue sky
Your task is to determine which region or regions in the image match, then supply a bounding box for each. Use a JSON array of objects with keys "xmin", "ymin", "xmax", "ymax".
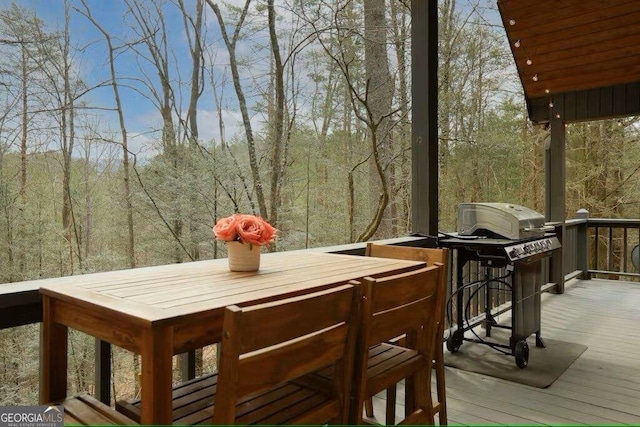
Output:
[
  {"xmin": 1, "ymin": 0, "xmax": 263, "ymax": 158},
  {"xmin": 1, "ymin": 0, "xmax": 508, "ymax": 160}
]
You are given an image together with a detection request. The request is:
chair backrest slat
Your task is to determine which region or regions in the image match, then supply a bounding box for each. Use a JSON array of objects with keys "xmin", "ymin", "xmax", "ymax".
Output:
[
  {"xmin": 366, "ymin": 243, "xmax": 448, "ymax": 265},
  {"xmin": 237, "ymin": 284, "xmax": 355, "ymax": 354},
  {"xmin": 366, "ymin": 243, "xmax": 449, "ymax": 334},
  {"xmin": 236, "ymin": 322, "xmax": 348, "ymax": 397},
  {"xmin": 361, "ymin": 266, "xmax": 442, "ymax": 349},
  {"xmin": 369, "ymin": 297, "xmax": 432, "ymax": 346},
  {"xmin": 369, "ymin": 265, "xmax": 440, "ymax": 312}
]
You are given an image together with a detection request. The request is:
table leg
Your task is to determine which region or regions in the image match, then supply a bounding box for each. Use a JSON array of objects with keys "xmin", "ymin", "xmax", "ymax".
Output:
[
  {"xmin": 40, "ymin": 296, "xmax": 68, "ymax": 404},
  {"xmin": 140, "ymin": 326, "xmax": 174, "ymax": 425}
]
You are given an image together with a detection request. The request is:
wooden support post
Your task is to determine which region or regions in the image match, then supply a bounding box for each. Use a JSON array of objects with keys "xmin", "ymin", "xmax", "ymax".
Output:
[
  {"xmin": 40, "ymin": 297, "xmax": 68, "ymax": 404},
  {"xmin": 94, "ymin": 339, "xmax": 112, "ymax": 404},
  {"xmin": 140, "ymin": 326, "xmax": 174, "ymax": 424},
  {"xmin": 575, "ymin": 209, "xmax": 590, "ymax": 279},
  {"xmin": 545, "ymin": 101, "xmax": 566, "ymax": 293},
  {"xmin": 411, "ymin": 0, "xmax": 438, "ymax": 237}
]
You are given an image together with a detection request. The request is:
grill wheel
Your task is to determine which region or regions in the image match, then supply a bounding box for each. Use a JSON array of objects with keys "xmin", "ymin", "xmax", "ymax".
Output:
[{"xmin": 514, "ymin": 340, "xmax": 529, "ymax": 368}]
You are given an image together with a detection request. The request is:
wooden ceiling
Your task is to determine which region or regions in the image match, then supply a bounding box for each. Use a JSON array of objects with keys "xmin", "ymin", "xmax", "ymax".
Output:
[{"xmin": 498, "ymin": 0, "xmax": 640, "ymax": 121}]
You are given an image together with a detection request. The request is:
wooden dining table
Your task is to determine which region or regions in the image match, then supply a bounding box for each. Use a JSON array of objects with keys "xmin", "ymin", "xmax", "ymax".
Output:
[{"xmin": 39, "ymin": 251, "xmax": 425, "ymax": 425}]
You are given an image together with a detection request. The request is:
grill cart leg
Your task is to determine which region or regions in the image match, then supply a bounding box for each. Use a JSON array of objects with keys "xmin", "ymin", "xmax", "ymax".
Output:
[
  {"xmin": 536, "ymin": 331, "xmax": 546, "ymax": 348},
  {"xmin": 484, "ymin": 268, "xmax": 497, "ymax": 337}
]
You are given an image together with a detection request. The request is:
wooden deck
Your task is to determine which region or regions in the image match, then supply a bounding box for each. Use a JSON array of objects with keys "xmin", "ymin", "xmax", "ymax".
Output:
[{"xmin": 370, "ymin": 278, "xmax": 640, "ymax": 425}]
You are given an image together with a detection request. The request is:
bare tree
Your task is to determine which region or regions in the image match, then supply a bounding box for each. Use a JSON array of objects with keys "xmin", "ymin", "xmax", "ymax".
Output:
[
  {"xmin": 178, "ymin": 0, "xmax": 205, "ymax": 262},
  {"xmin": 266, "ymin": 0, "xmax": 285, "ymax": 234},
  {"xmin": 77, "ymin": 0, "xmax": 136, "ymax": 270},
  {"xmin": 206, "ymin": 0, "xmax": 269, "ymax": 220},
  {"xmin": 0, "ymin": 5, "xmax": 44, "ymax": 279},
  {"xmin": 125, "ymin": 0, "xmax": 188, "ymax": 263},
  {"xmin": 389, "ymin": 0, "xmax": 410, "ymax": 234},
  {"xmin": 26, "ymin": 0, "xmax": 84, "ymax": 272},
  {"xmin": 302, "ymin": 0, "xmax": 399, "ymax": 242}
]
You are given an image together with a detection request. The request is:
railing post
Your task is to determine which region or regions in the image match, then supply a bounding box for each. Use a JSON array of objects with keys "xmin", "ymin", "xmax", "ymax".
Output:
[
  {"xmin": 575, "ymin": 208, "xmax": 590, "ymax": 279},
  {"xmin": 94, "ymin": 339, "xmax": 111, "ymax": 404},
  {"xmin": 180, "ymin": 351, "xmax": 196, "ymax": 382},
  {"xmin": 548, "ymin": 221, "xmax": 565, "ymax": 294}
]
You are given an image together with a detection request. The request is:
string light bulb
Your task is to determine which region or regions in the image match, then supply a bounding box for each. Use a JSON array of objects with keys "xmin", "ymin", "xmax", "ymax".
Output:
[
  {"xmin": 555, "ymin": 112, "xmax": 561, "ymax": 119},
  {"xmin": 509, "ymin": 19, "xmax": 516, "ymax": 25},
  {"xmin": 514, "ymin": 39, "xmax": 521, "ymax": 48},
  {"xmin": 545, "ymin": 89, "xmax": 550, "ymax": 94},
  {"xmin": 532, "ymin": 74, "xmax": 538, "ymax": 82},
  {"xmin": 526, "ymin": 58, "xmax": 532, "ymax": 65},
  {"xmin": 549, "ymin": 101, "xmax": 554, "ymax": 108}
]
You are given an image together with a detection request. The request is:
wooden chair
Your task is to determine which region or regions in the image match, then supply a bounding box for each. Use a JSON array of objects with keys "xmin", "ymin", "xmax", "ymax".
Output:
[
  {"xmin": 117, "ymin": 283, "xmax": 361, "ymax": 425},
  {"xmin": 363, "ymin": 243, "xmax": 449, "ymax": 425},
  {"xmin": 350, "ymin": 264, "xmax": 446, "ymax": 425},
  {"xmin": 50, "ymin": 394, "xmax": 137, "ymax": 425}
]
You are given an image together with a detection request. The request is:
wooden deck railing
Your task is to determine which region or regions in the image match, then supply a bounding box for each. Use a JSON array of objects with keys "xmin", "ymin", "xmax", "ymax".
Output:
[
  {"xmin": 1, "ymin": 214, "xmax": 638, "ymax": 405},
  {"xmin": 587, "ymin": 217, "xmax": 640, "ymax": 279}
]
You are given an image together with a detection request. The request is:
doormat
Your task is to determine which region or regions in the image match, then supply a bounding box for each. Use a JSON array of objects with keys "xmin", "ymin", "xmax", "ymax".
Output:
[{"xmin": 444, "ymin": 329, "xmax": 587, "ymax": 388}]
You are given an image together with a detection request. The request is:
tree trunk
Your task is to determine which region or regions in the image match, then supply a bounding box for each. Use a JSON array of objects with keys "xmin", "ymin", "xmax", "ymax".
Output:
[
  {"xmin": 390, "ymin": 0, "xmax": 409, "ymax": 234},
  {"xmin": 206, "ymin": 0, "xmax": 269, "ymax": 220},
  {"xmin": 77, "ymin": 0, "xmax": 136, "ymax": 269},
  {"xmin": 359, "ymin": 0, "xmax": 394, "ymax": 241},
  {"xmin": 181, "ymin": 0, "xmax": 204, "ymax": 261},
  {"xmin": 267, "ymin": 0, "xmax": 286, "ymax": 248}
]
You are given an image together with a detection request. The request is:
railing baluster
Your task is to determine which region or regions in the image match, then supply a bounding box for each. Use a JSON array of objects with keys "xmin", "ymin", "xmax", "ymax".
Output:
[
  {"xmin": 94, "ymin": 339, "xmax": 111, "ymax": 405},
  {"xmin": 180, "ymin": 351, "xmax": 196, "ymax": 382},
  {"xmin": 608, "ymin": 227, "xmax": 614, "ymax": 272},
  {"xmin": 624, "ymin": 228, "xmax": 628, "ymax": 273},
  {"xmin": 595, "ymin": 226, "xmax": 599, "ymax": 270}
]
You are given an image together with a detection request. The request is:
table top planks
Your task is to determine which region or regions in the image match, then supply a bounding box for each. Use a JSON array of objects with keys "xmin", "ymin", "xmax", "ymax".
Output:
[{"xmin": 38, "ymin": 252, "xmax": 425, "ymax": 325}]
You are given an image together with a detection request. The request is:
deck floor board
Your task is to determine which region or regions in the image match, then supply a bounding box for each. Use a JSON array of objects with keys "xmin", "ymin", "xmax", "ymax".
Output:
[{"xmin": 370, "ymin": 278, "xmax": 640, "ymax": 425}]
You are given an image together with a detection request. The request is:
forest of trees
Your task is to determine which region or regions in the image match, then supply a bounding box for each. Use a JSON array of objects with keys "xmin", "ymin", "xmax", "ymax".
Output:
[{"xmin": 1, "ymin": 0, "xmax": 638, "ymax": 405}]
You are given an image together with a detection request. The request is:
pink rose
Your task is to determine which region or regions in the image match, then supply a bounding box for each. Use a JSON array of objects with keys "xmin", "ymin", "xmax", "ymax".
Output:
[
  {"xmin": 213, "ymin": 214, "xmax": 277, "ymax": 246},
  {"xmin": 237, "ymin": 215, "xmax": 267, "ymax": 246},
  {"xmin": 260, "ymin": 219, "xmax": 276, "ymax": 245},
  {"xmin": 213, "ymin": 215, "xmax": 239, "ymax": 241}
]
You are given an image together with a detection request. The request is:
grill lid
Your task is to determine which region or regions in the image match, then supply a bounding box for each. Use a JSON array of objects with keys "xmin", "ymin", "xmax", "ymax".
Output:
[{"xmin": 457, "ymin": 202, "xmax": 551, "ymax": 240}]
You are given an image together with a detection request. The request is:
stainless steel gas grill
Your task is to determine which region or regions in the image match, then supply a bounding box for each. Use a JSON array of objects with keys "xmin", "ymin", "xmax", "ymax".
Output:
[{"xmin": 439, "ymin": 203, "xmax": 561, "ymax": 368}]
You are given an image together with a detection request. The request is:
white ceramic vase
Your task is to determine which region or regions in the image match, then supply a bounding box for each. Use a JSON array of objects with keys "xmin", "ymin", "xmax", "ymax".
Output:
[{"xmin": 227, "ymin": 241, "xmax": 261, "ymax": 272}]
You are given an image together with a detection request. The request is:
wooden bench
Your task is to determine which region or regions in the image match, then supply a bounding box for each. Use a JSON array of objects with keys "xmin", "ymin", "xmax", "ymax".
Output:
[
  {"xmin": 117, "ymin": 372, "xmax": 339, "ymax": 425},
  {"xmin": 117, "ymin": 373, "xmax": 216, "ymax": 424},
  {"xmin": 54, "ymin": 394, "xmax": 136, "ymax": 425}
]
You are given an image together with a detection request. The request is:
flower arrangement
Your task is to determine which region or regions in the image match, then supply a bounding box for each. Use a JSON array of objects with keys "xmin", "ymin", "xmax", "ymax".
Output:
[{"xmin": 213, "ymin": 214, "xmax": 277, "ymax": 247}]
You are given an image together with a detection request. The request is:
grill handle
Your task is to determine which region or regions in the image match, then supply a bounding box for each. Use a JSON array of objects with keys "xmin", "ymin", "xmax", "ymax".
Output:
[{"xmin": 523, "ymin": 225, "xmax": 555, "ymax": 233}]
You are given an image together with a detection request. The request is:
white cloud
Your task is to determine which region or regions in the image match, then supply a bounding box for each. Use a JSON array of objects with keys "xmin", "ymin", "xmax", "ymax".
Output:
[
  {"xmin": 126, "ymin": 132, "xmax": 162, "ymax": 161},
  {"xmin": 196, "ymin": 107, "xmax": 263, "ymax": 145}
]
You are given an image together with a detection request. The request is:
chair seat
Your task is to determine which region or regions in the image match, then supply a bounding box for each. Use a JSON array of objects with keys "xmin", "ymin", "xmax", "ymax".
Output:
[
  {"xmin": 53, "ymin": 394, "xmax": 136, "ymax": 425},
  {"xmin": 366, "ymin": 344, "xmax": 422, "ymax": 396},
  {"xmin": 116, "ymin": 372, "xmax": 336, "ymax": 425},
  {"xmin": 117, "ymin": 373, "xmax": 217, "ymax": 424},
  {"xmin": 304, "ymin": 343, "xmax": 421, "ymax": 397}
]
